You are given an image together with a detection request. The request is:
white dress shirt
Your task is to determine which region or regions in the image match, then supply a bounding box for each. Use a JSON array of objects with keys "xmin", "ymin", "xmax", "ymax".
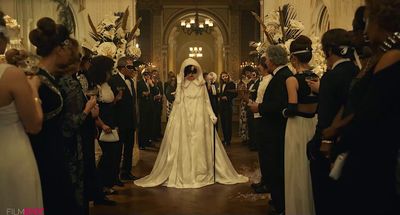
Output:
[
  {"xmin": 118, "ymin": 72, "xmax": 133, "ymax": 95},
  {"xmin": 254, "ymin": 74, "xmax": 273, "ymax": 118}
]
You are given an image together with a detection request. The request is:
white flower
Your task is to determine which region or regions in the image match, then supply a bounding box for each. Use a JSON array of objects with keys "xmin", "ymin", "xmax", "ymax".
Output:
[
  {"xmin": 134, "ymin": 28, "xmax": 140, "ymax": 37},
  {"xmin": 96, "ymin": 42, "xmax": 117, "ymax": 58},
  {"xmin": 101, "ymin": 17, "xmax": 117, "ymax": 27},
  {"xmin": 273, "ymin": 33, "xmax": 283, "ymax": 43},
  {"xmin": 120, "ymin": 39, "xmax": 127, "ymax": 45},
  {"xmin": 102, "ymin": 29, "xmax": 115, "ymax": 40},
  {"xmin": 116, "ymin": 28, "xmax": 126, "ymax": 39},
  {"xmin": 289, "ymin": 19, "xmax": 304, "ymax": 30},
  {"xmin": 256, "ymin": 42, "xmax": 268, "ymax": 54},
  {"xmin": 264, "ymin": 12, "xmax": 279, "ymax": 25},
  {"xmin": 126, "ymin": 42, "xmax": 141, "ymax": 58},
  {"xmin": 4, "ymin": 15, "xmax": 19, "ymax": 29}
]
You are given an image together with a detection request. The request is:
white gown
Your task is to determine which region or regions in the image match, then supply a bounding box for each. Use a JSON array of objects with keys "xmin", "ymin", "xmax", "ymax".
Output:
[
  {"xmin": 0, "ymin": 64, "xmax": 43, "ymax": 210},
  {"xmin": 135, "ymin": 58, "xmax": 248, "ymax": 188},
  {"xmin": 284, "ymin": 116, "xmax": 317, "ymax": 215}
]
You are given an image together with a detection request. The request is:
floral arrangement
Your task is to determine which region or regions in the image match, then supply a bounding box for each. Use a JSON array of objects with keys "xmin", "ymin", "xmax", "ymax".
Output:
[
  {"xmin": 3, "ymin": 14, "xmax": 23, "ymax": 49},
  {"xmin": 310, "ymin": 36, "xmax": 327, "ymax": 77},
  {"xmin": 250, "ymin": 4, "xmax": 304, "ymax": 54},
  {"xmin": 87, "ymin": 7, "xmax": 142, "ymax": 60},
  {"xmin": 250, "ymin": 4, "xmax": 327, "ymax": 76}
]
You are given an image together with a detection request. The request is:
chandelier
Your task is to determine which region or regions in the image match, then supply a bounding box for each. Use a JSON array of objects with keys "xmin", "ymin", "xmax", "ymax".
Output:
[
  {"xmin": 180, "ymin": 9, "xmax": 214, "ymax": 35},
  {"xmin": 189, "ymin": 47, "xmax": 203, "ymax": 58}
]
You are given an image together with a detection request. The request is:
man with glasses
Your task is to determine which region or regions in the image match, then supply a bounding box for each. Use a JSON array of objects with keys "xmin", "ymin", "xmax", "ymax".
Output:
[{"xmin": 108, "ymin": 56, "xmax": 138, "ymax": 181}]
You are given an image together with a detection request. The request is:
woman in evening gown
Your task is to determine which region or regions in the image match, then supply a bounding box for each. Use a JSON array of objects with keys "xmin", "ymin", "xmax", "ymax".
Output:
[{"xmin": 135, "ymin": 58, "xmax": 248, "ymax": 188}]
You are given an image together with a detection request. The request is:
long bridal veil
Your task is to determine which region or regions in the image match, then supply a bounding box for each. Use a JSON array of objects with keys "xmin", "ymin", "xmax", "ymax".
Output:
[{"xmin": 134, "ymin": 58, "xmax": 248, "ymax": 188}]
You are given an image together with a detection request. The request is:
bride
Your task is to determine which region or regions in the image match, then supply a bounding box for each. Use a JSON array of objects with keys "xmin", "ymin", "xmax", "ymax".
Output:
[{"xmin": 134, "ymin": 58, "xmax": 248, "ymax": 188}]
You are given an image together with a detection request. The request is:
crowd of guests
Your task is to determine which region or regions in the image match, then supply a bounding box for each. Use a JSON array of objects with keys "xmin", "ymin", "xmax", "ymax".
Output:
[
  {"xmin": 1, "ymin": 0, "xmax": 399, "ymax": 214},
  {"xmin": 245, "ymin": 1, "xmax": 400, "ymax": 215},
  {"xmin": 0, "ymin": 14, "xmax": 165, "ymax": 214}
]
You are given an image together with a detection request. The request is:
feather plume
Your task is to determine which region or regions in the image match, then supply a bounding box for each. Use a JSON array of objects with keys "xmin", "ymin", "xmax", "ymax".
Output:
[
  {"xmin": 121, "ymin": 6, "xmax": 129, "ymax": 30},
  {"xmin": 127, "ymin": 17, "xmax": 142, "ymax": 43},
  {"xmin": 250, "ymin": 11, "xmax": 275, "ymax": 45},
  {"xmin": 87, "ymin": 14, "xmax": 99, "ymax": 40}
]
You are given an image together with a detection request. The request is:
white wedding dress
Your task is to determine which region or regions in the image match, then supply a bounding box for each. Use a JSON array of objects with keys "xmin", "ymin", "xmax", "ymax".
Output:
[
  {"xmin": 135, "ymin": 58, "xmax": 248, "ymax": 188},
  {"xmin": 0, "ymin": 64, "xmax": 43, "ymax": 210}
]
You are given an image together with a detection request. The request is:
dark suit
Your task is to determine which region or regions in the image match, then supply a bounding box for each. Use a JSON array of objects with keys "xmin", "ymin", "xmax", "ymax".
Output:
[
  {"xmin": 137, "ymin": 79, "xmax": 155, "ymax": 148},
  {"xmin": 152, "ymin": 81, "xmax": 163, "ymax": 139},
  {"xmin": 308, "ymin": 60, "xmax": 358, "ymax": 215},
  {"xmin": 258, "ymin": 66, "xmax": 292, "ymax": 213},
  {"xmin": 219, "ymin": 81, "xmax": 236, "ymax": 145},
  {"xmin": 207, "ymin": 82, "xmax": 219, "ymax": 115},
  {"xmin": 108, "ymin": 73, "xmax": 136, "ymax": 176},
  {"xmin": 247, "ymin": 79, "xmax": 260, "ymax": 149}
]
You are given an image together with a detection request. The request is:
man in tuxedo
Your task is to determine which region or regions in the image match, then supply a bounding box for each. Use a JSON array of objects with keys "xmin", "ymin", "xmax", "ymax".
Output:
[
  {"xmin": 137, "ymin": 69, "xmax": 155, "ymax": 150},
  {"xmin": 246, "ymin": 70, "xmax": 260, "ymax": 151},
  {"xmin": 219, "ymin": 72, "xmax": 237, "ymax": 146},
  {"xmin": 306, "ymin": 29, "xmax": 359, "ymax": 215},
  {"xmin": 151, "ymin": 70, "xmax": 163, "ymax": 141},
  {"xmin": 108, "ymin": 56, "xmax": 138, "ymax": 181},
  {"xmin": 249, "ymin": 45, "xmax": 292, "ymax": 215},
  {"xmin": 206, "ymin": 72, "xmax": 219, "ymax": 116}
]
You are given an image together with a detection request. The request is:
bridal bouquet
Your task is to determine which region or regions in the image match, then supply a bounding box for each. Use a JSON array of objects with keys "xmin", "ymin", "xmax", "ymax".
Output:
[{"xmin": 87, "ymin": 7, "xmax": 142, "ymax": 60}]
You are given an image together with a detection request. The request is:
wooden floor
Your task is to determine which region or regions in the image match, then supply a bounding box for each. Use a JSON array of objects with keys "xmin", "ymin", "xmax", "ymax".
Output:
[{"xmin": 90, "ymin": 128, "xmax": 270, "ymax": 215}]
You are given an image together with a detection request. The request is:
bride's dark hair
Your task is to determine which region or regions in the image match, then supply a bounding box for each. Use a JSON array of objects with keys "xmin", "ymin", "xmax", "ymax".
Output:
[{"xmin": 184, "ymin": 65, "xmax": 197, "ymax": 77}]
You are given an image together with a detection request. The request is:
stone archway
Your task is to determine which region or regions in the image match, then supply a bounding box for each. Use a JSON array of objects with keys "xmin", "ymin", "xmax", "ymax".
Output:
[{"xmin": 161, "ymin": 8, "xmax": 230, "ymax": 79}]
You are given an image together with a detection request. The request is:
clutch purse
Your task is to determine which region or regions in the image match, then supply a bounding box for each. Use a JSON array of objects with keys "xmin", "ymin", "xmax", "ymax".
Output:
[
  {"xmin": 99, "ymin": 129, "xmax": 119, "ymax": 142},
  {"xmin": 329, "ymin": 152, "xmax": 348, "ymax": 180}
]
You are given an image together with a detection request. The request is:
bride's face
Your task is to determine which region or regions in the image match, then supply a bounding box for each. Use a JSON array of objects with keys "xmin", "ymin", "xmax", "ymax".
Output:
[{"xmin": 185, "ymin": 71, "xmax": 197, "ymax": 81}]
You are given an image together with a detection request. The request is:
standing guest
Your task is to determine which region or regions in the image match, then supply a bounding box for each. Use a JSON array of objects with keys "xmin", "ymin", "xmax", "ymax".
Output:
[
  {"xmin": 249, "ymin": 45, "xmax": 292, "ymax": 215},
  {"xmin": 75, "ymin": 55, "xmax": 91, "ymax": 94},
  {"xmin": 165, "ymin": 73, "xmax": 177, "ymax": 121},
  {"xmin": 337, "ymin": 0, "xmax": 400, "ymax": 214},
  {"xmin": 151, "ymin": 69, "xmax": 163, "ymax": 141},
  {"xmin": 306, "ymin": 29, "xmax": 359, "ymax": 215},
  {"xmin": 28, "ymin": 17, "xmax": 79, "ymax": 215},
  {"xmin": 237, "ymin": 70, "xmax": 250, "ymax": 144},
  {"xmin": 206, "ymin": 72, "xmax": 219, "ymax": 116},
  {"xmin": 284, "ymin": 35, "xmax": 318, "ymax": 215},
  {"xmin": 219, "ymin": 72, "xmax": 236, "ymax": 146},
  {"xmin": 108, "ymin": 56, "xmax": 138, "ymax": 181},
  {"xmin": 137, "ymin": 68, "xmax": 155, "ymax": 149},
  {"xmin": 247, "ymin": 70, "xmax": 260, "ymax": 151},
  {"xmin": 0, "ymin": 11, "xmax": 44, "ymax": 212},
  {"xmin": 249, "ymin": 55, "xmax": 272, "ymax": 193},
  {"xmin": 87, "ymin": 56, "xmax": 124, "ymax": 195},
  {"xmin": 58, "ymin": 56, "xmax": 103, "ymax": 214}
]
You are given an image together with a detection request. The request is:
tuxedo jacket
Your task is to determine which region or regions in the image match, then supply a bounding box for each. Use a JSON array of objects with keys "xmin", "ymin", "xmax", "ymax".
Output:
[
  {"xmin": 219, "ymin": 81, "xmax": 237, "ymax": 109},
  {"xmin": 108, "ymin": 74, "xmax": 137, "ymax": 130},
  {"xmin": 259, "ymin": 66, "xmax": 293, "ymax": 137},
  {"xmin": 137, "ymin": 79, "xmax": 157, "ymax": 109},
  {"xmin": 247, "ymin": 79, "xmax": 260, "ymax": 101}
]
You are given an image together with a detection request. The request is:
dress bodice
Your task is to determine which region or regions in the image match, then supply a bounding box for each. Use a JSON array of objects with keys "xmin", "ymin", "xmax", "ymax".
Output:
[
  {"xmin": 0, "ymin": 102, "xmax": 19, "ymax": 126},
  {"xmin": 0, "ymin": 64, "xmax": 20, "ymax": 127}
]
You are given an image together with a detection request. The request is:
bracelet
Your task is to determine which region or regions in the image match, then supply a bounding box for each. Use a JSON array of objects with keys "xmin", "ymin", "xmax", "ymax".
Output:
[{"xmin": 34, "ymin": 97, "xmax": 42, "ymax": 105}]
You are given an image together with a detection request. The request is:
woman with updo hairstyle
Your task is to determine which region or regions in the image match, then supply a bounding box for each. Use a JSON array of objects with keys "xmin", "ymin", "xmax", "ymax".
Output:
[
  {"xmin": 336, "ymin": 1, "xmax": 400, "ymax": 214},
  {"xmin": 283, "ymin": 35, "xmax": 319, "ymax": 215},
  {"xmin": 28, "ymin": 17, "xmax": 85, "ymax": 215}
]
